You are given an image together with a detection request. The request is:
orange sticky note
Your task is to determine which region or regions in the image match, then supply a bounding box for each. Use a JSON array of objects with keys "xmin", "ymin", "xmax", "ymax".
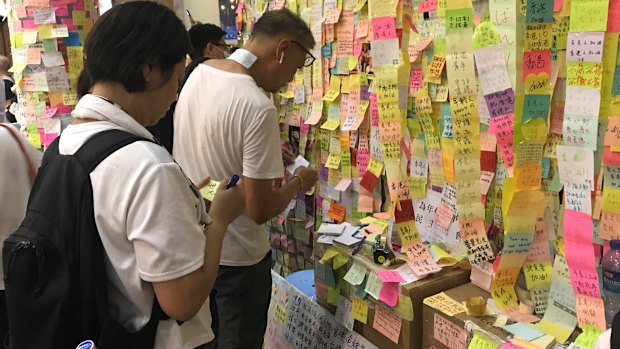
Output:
[{"xmin": 327, "ymin": 202, "xmax": 346, "ymax": 223}]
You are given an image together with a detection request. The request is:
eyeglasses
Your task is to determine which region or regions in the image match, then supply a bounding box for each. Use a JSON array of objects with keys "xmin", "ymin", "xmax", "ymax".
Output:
[
  {"xmin": 215, "ymin": 44, "xmax": 233, "ymax": 54},
  {"xmin": 292, "ymin": 40, "xmax": 316, "ymax": 67}
]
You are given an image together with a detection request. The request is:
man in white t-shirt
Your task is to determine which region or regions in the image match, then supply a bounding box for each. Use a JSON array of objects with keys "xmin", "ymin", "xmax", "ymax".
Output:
[{"xmin": 173, "ymin": 9, "xmax": 318, "ymax": 349}]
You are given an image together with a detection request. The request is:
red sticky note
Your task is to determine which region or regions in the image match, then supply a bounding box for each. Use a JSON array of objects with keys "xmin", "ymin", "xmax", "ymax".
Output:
[
  {"xmin": 609, "ymin": 0, "xmax": 620, "ymax": 32},
  {"xmin": 418, "ymin": 0, "xmax": 438, "ymax": 12},
  {"xmin": 360, "ymin": 171, "xmax": 379, "ymax": 192},
  {"xmin": 480, "ymin": 151, "xmax": 497, "ymax": 172},
  {"xmin": 394, "ymin": 199, "xmax": 415, "ymax": 223},
  {"xmin": 523, "ymin": 51, "xmax": 551, "ymax": 80}
]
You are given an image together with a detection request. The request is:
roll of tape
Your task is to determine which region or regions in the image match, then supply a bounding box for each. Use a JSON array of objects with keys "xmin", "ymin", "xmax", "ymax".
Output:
[{"xmin": 519, "ymin": 299, "xmax": 534, "ymax": 315}]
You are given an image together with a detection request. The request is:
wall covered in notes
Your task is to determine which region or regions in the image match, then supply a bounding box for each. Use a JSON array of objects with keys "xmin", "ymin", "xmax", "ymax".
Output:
[
  {"xmin": 5, "ymin": 0, "xmax": 96, "ymax": 147},
  {"xmin": 239, "ymin": 0, "xmax": 619, "ymax": 345}
]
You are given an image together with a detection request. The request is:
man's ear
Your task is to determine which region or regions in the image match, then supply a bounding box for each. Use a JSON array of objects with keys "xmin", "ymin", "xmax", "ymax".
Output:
[{"xmin": 275, "ymin": 39, "xmax": 290, "ymax": 62}]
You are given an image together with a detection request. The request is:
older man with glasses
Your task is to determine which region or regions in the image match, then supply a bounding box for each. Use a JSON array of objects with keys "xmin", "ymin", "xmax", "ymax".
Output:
[{"xmin": 173, "ymin": 8, "xmax": 318, "ymax": 349}]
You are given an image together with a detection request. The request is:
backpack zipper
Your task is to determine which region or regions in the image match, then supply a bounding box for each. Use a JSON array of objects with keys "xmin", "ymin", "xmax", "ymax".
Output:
[{"xmin": 5, "ymin": 240, "xmax": 45, "ymax": 295}]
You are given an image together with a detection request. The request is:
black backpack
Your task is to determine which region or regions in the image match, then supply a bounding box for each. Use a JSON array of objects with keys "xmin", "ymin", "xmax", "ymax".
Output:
[{"xmin": 3, "ymin": 129, "xmax": 169, "ymax": 349}]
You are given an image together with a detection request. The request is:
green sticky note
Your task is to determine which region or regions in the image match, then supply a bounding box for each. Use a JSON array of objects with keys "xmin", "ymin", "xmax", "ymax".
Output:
[
  {"xmin": 522, "ymin": 94, "xmax": 551, "ymax": 123},
  {"xmin": 42, "ymin": 39, "xmax": 58, "ymax": 52},
  {"xmin": 446, "ymin": 7, "xmax": 473, "ymax": 29},
  {"xmin": 526, "ymin": 0, "xmax": 554, "ymax": 23},
  {"xmin": 473, "ymin": 21, "xmax": 500, "ymax": 49},
  {"xmin": 327, "ymin": 287, "xmax": 340, "ymax": 306}
]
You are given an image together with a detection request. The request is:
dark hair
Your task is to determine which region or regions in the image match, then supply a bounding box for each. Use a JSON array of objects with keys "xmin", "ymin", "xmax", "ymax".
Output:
[
  {"xmin": 251, "ymin": 9, "xmax": 315, "ymax": 50},
  {"xmin": 83, "ymin": 1, "xmax": 191, "ymax": 93},
  {"xmin": 76, "ymin": 68, "xmax": 92, "ymax": 98},
  {"xmin": 188, "ymin": 23, "xmax": 226, "ymax": 60}
]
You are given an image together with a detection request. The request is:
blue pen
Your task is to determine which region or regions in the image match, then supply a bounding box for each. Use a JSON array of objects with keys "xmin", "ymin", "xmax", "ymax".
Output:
[{"xmin": 227, "ymin": 175, "xmax": 240, "ymax": 189}]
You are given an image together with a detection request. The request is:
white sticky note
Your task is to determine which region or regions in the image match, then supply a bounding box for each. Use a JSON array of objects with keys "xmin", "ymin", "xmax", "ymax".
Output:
[
  {"xmin": 286, "ymin": 155, "xmax": 310, "ymax": 175},
  {"xmin": 335, "ymin": 296, "xmax": 354, "ymax": 331},
  {"xmin": 317, "ymin": 223, "xmax": 346, "ymax": 236}
]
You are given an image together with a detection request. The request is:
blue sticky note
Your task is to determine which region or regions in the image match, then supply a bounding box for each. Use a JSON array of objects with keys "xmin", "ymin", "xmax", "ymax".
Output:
[
  {"xmin": 64, "ymin": 32, "xmax": 81, "ymax": 47},
  {"xmin": 356, "ymin": 278, "xmax": 368, "ymax": 299},
  {"xmin": 325, "ymin": 264, "xmax": 336, "ymax": 288},
  {"xmin": 441, "ymin": 102, "xmax": 453, "ymax": 138},
  {"xmin": 504, "ymin": 322, "xmax": 546, "ymax": 342},
  {"xmin": 321, "ymin": 43, "xmax": 332, "ymax": 58}
]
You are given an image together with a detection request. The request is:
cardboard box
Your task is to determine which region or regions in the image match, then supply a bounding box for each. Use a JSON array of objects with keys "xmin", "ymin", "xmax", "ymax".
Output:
[
  {"xmin": 314, "ymin": 240, "xmax": 471, "ymax": 349},
  {"xmin": 422, "ymin": 283, "xmax": 512, "ymax": 349}
]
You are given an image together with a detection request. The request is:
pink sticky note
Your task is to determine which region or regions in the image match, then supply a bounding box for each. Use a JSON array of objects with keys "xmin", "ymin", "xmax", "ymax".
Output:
[
  {"xmin": 44, "ymin": 106, "xmax": 58, "ymax": 118},
  {"xmin": 604, "ymin": 147, "xmax": 620, "ymax": 166},
  {"xmin": 370, "ymin": 93, "xmax": 379, "ymax": 126},
  {"xmin": 375, "ymin": 269, "xmax": 406, "ymax": 283},
  {"xmin": 61, "ymin": 18, "xmax": 77, "ymax": 31},
  {"xmin": 379, "ymin": 282, "xmax": 399, "ymax": 306},
  {"xmin": 72, "ymin": 1, "xmax": 84, "ymax": 10},
  {"xmin": 56, "ymin": 104, "xmax": 72, "ymax": 114},
  {"xmin": 372, "ymin": 306, "xmax": 402, "ymax": 344},
  {"xmin": 22, "ymin": 20, "xmax": 37, "ymax": 29},
  {"xmin": 15, "ymin": 6, "xmax": 28, "ymax": 18},
  {"xmin": 418, "ymin": 0, "xmax": 438, "ymax": 12},
  {"xmin": 43, "ymin": 132, "xmax": 59, "ymax": 148},
  {"xmin": 554, "ymin": 0, "xmax": 564, "ymax": 11},
  {"xmin": 501, "ymin": 343, "xmax": 527, "ymax": 349},
  {"xmin": 434, "ymin": 203, "xmax": 454, "ymax": 230},
  {"xmin": 409, "ymin": 67, "xmax": 423, "ymax": 89},
  {"xmin": 523, "ymin": 51, "xmax": 551, "ymax": 80},
  {"xmin": 371, "ymin": 16, "xmax": 397, "ymax": 40},
  {"xmin": 55, "ymin": 5, "xmax": 69, "ymax": 17},
  {"xmin": 236, "ymin": 2, "xmax": 244, "ymax": 14}
]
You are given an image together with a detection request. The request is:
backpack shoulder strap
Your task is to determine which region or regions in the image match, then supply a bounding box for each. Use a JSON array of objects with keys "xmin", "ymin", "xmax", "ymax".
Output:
[
  {"xmin": 69, "ymin": 128, "xmax": 170, "ymax": 323},
  {"xmin": 72, "ymin": 129, "xmax": 154, "ymax": 173}
]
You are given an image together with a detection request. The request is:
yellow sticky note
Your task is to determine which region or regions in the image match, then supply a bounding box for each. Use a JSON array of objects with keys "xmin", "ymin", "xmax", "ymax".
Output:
[
  {"xmin": 348, "ymin": 56, "xmax": 358, "ymax": 71},
  {"xmin": 62, "ymin": 92, "xmax": 78, "ymax": 106},
  {"xmin": 521, "ymin": 118, "xmax": 548, "ymax": 142},
  {"xmin": 279, "ymin": 90, "xmax": 294, "ymax": 99},
  {"xmin": 409, "ymin": 177, "xmax": 426, "ymax": 198},
  {"xmin": 38, "ymin": 24, "xmax": 53, "ymax": 40},
  {"xmin": 321, "ymin": 119, "xmax": 340, "ymax": 131},
  {"xmin": 367, "ymin": 157, "xmax": 384, "ymax": 177},
  {"xmin": 538, "ymin": 319, "xmax": 574, "ymax": 344},
  {"xmin": 468, "ymin": 331, "xmax": 498, "ymax": 349},
  {"xmin": 569, "ymin": 0, "xmax": 609, "ymax": 32},
  {"xmin": 323, "ymin": 89, "xmax": 340, "ymax": 102},
  {"xmin": 325, "ymin": 153, "xmax": 341, "ymax": 169},
  {"xmin": 8, "ymin": 62, "xmax": 27, "ymax": 74},
  {"xmin": 603, "ymin": 187, "xmax": 620, "ymax": 214},
  {"xmin": 320, "ymin": 246, "xmax": 339, "ymax": 264},
  {"xmin": 333, "ymin": 252, "xmax": 349, "ymax": 269},
  {"xmin": 272, "ymin": 302, "xmax": 288, "ymax": 325},
  {"xmin": 199, "ymin": 180, "xmax": 221, "ymax": 201},
  {"xmin": 359, "ymin": 216, "xmax": 377, "ymax": 225},
  {"xmin": 352, "ymin": 296, "xmax": 369, "ymax": 324},
  {"xmin": 393, "ymin": 294, "xmax": 414, "ymax": 321},
  {"xmin": 524, "ymin": 72, "xmax": 552, "ymax": 95}
]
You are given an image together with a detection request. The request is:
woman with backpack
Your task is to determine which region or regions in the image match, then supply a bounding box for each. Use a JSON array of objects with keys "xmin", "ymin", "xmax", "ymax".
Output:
[{"xmin": 3, "ymin": 2, "xmax": 245, "ymax": 348}]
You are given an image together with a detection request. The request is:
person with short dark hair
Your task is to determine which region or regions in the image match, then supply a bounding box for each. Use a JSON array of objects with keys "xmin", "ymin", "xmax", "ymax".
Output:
[
  {"xmin": 189, "ymin": 23, "xmax": 230, "ymax": 61},
  {"xmin": 173, "ymin": 9, "xmax": 319, "ymax": 349},
  {"xmin": 0, "ymin": 56, "xmax": 17, "ymax": 123},
  {"xmin": 42, "ymin": 2, "xmax": 245, "ymax": 348}
]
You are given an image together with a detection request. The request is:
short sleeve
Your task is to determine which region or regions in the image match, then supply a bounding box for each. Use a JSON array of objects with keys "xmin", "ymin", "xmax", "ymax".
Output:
[
  {"xmin": 126, "ymin": 161, "xmax": 206, "ymax": 283},
  {"xmin": 242, "ymin": 107, "xmax": 285, "ymax": 179}
]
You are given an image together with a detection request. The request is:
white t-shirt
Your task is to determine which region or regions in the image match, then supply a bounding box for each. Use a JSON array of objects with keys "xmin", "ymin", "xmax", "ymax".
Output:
[
  {"xmin": 0, "ymin": 125, "xmax": 42, "ymax": 288},
  {"xmin": 60, "ymin": 95, "xmax": 213, "ymax": 349},
  {"xmin": 174, "ymin": 64, "xmax": 284, "ymax": 266}
]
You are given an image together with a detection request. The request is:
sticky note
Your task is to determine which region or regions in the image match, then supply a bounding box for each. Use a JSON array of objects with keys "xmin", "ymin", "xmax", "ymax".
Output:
[
  {"xmin": 335, "ymin": 295, "xmax": 354, "ymax": 331},
  {"xmin": 423, "ymin": 292, "xmax": 467, "ymax": 316},
  {"xmin": 344, "ymin": 261, "xmax": 368, "ymax": 286},
  {"xmin": 468, "ymin": 331, "xmax": 498, "ymax": 349},
  {"xmin": 364, "ymin": 271, "xmax": 383, "ymax": 299},
  {"xmin": 372, "ymin": 306, "xmax": 402, "ymax": 344},
  {"xmin": 328, "ymin": 287, "xmax": 340, "ymax": 306},
  {"xmin": 199, "ymin": 180, "xmax": 220, "ymax": 201},
  {"xmin": 503, "ymin": 322, "xmax": 545, "ymax": 341},
  {"xmin": 352, "ymin": 296, "xmax": 369, "ymax": 324}
]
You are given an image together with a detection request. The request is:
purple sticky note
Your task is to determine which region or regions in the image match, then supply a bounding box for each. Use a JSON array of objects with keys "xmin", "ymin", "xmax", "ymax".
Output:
[
  {"xmin": 320, "ymin": 165, "xmax": 329, "ymax": 181},
  {"xmin": 484, "ymin": 88, "xmax": 515, "ymax": 118}
]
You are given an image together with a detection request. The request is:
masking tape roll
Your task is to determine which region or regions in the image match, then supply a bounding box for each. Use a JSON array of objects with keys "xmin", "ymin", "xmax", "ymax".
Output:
[{"xmin": 519, "ymin": 300, "xmax": 534, "ymax": 315}]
